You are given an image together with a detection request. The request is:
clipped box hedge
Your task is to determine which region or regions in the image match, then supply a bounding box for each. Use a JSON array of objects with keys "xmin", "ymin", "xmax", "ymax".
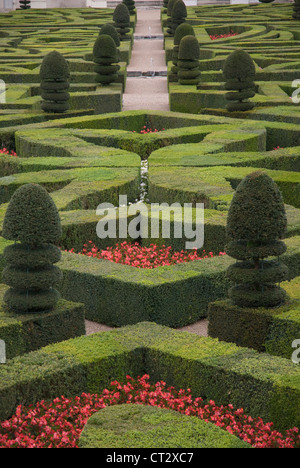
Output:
[
  {"xmin": 79, "ymin": 404, "xmax": 251, "ymax": 449},
  {"xmin": 0, "ymin": 284, "xmax": 86, "ymax": 360},
  {"xmin": 208, "ymin": 277, "xmax": 300, "ymax": 360},
  {"xmin": 0, "ymin": 322, "xmax": 299, "ymax": 433}
]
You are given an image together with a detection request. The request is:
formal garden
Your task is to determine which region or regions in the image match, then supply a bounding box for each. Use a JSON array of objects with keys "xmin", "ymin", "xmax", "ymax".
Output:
[{"xmin": 0, "ymin": 0, "xmax": 299, "ymax": 450}]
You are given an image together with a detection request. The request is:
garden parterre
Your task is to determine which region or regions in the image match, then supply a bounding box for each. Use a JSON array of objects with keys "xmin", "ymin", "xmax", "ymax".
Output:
[{"xmin": 0, "ymin": 3, "xmax": 299, "ymax": 445}]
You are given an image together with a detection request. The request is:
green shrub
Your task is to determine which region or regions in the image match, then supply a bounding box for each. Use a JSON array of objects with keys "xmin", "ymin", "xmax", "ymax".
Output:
[
  {"xmin": 40, "ymin": 51, "xmax": 70, "ymax": 114},
  {"xmin": 19, "ymin": 0, "xmax": 30, "ymax": 9},
  {"xmin": 122, "ymin": 0, "xmax": 135, "ymax": 15},
  {"xmin": 171, "ymin": 23, "xmax": 195, "ymax": 77},
  {"xmin": 223, "ymin": 49, "xmax": 256, "ymax": 112},
  {"xmin": 113, "ymin": 3, "xmax": 131, "ymax": 41},
  {"xmin": 2, "ymin": 184, "xmax": 63, "ymax": 313},
  {"xmin": 226, "ymin": 171, "xmax": 289, "ymax": 308},
  {"xmin": 293, "ymin": 0, "xmax": 300, "ymax": 20},
  {"xmin": 177, "ymin": 35, "xmax": 201, "ymax": 86},
  {"xmin": 99, "ymin": 23, "xmax": 120, "ymax": 47},
  {"xmin": 166, "ymin": 0, "xmax": 177, "ymax": 30},
  {"xmin": 167, "ymin": 0, "xmax": 187, "ymax": 37},
  {"xmin": 93, "ymin": 35, "xmax": 120, "ymax": 86},
  {"xmin": 79, "ymin": 405, "xmax": 251, "ymax": 448}
]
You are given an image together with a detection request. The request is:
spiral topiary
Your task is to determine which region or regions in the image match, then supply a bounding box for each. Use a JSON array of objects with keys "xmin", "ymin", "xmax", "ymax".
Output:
[
  {"xmin": 122, "ymin": 0, "xmax": 135, "ymax": 15},
  {"xmin": 177, "ymin": 35, "xmax": 201, "ymax": 86},
  {"xmin": 171, "ymin": 23, "xmax": 195, "ymax": 77},
  {"xmin": 293, "ymin": 0, "xmax": 300, "ymax": 20},
  {"xmin": 93, "ymin": 34, "xmax": 120, "ymax": 85},
  {"xmin": 99, "ymin": 23, "xmax": 120, "ymax": 47},
  {"xmin": 167, "ymin": 0, "xmax": 187, "ymax": 36},
  {"xmin": 113, "ymin": 3, "xmax": 131, "ymax": 41},
  {"xmin": 2, "ymin": 184, "xmax": 63, "ymax": 314},
  {"xmin": 40, "ymin": 50, "xmax": 70, "ymax": 114},
  {"xmin": 225, "ymin": 171, "xmax": 288, "ymax": 308},
  {"xmin": 223, "ymin": 49, "xmax": 256, "ymax": 112},
  {"xmin": 19, "ymin": 0, "xmax": 31, "ymax": 9}
]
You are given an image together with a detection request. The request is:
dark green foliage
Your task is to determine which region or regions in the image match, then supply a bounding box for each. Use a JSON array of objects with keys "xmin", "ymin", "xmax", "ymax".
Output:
[
  {"xmin": 113, "ymin": 3, "xmax": 131, "ymax": 41},
  {"xmin": 293, "ymin": 0, "xmax": 300, "ymax": 20},
  {"xmin": 166, "ymin": 0, "xmax": 177, "ymax": 30},
  {"xmin": 259, "ymin": 0, "xmax": 275, "ymax": 2},
  {"xmin": 225, "ymin": 171, "xmax": 289, "ymax": 308},
  {"xmin": 177, "ymin": 35, "xmax": 201, "ymax": 85},
  {"xmin": 172, "ymin": 23, "xmax": 195, "ymax": 77},
  {"xmin": 93, "ymin": 34, "xmax": 120, "ymax": 85},
  {"xmin": 79, "ymin": 405, "xmax": 251, "ymax": 448},
  {"xmin": 223, "ymin": 49, "xmax": 256, "ymax": 112},
  {"xmin": 122, "ymin": 0, "xmax": 135, "ymax": 15},
  {"xmin": 2, "ymin": 184, "xmax": 62, "ymax": 314},
  {"xmin": 163, "ymin": 0, "xmax": 169, "ymax": 13},
  {"xmin": 99, "ymin": 23, "xmax": 120, "ymax": 47},
  {"xmin": 167, "ymin": 0, "xmax": 187, "ymax": 36},
  {"xmin": 19, "ymin": 0, "xmax": 30, "ymax": 9},
  {"xmin": 40, "ymin": 51, "xmax": 70, "ymax": 114}
]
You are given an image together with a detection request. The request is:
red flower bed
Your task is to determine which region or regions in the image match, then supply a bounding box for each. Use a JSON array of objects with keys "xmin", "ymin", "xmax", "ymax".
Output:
[
  {"xmin": 0, "ymin": 375, "xmax": 299, "ymax": 449},
  {"xmin": 210, "ymin": 31, "xmax": 238, "ymax": 40},
  {"xmin": 132, "ymin": 126, "xmax": 165, "ymax": 134},
  {"xmin": 0, "ymin": 147, "xmax": 17, "ymax": 157},
  {"xmin": 66, "ymin": 241, "xmax": 226, "ymax": 269}
]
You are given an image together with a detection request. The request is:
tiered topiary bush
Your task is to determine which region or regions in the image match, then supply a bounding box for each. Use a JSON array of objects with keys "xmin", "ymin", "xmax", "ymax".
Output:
[
  {"xmin": 223, "ymin": 49, "xmax": 256, "ymax": 112},
  {"xmin": 19, "ymin": 0, "xmax": 31, "ymax": 9},
  {"xmin": 40, "ymin": 50, "xmax": 70, "ymax": 114},
  {"xmin": 122, "ymin": 0, "xmax": 136, "ymax": 15},
  {"xmin": 225, "ymin": 171, "xmax": 289, "ymax": 308},
  {"xmin": 171, "ymin": 23, "xmax": 195, "ymax": 77},
  {"xmin": 2, "ymin": 184, "xmax": 63, "ymax": 313},
  {"xmin": 167, "ymin": 0, "xmax": 187, "ymax": 36},
  {"xmin": 99, "ymin": 23, "xmax": 120, "ymax": 48},
  {"xmin": 166, "ymin": 0, "xmax": 177, "ymax": 32},
  {"xmin": 293, "ymin": 0, "xmax": 300, "ymax": 20},
  {"xmin": 177, "ymin": 35, "xmax": 201, "ymax": 85},
  {"xmin": 113, "ymin": 3, "xmax": 131, "ymax": 42},
  {"xmin": 93, "ymin": 34, "xmax": 120, "ymax": 86}
]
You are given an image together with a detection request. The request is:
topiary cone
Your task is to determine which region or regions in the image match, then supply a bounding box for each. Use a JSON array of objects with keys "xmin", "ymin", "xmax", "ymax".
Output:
[
  {"xmin": 223, "ymin": 49, "xmax": 256, "ymax": 112},
  {"xmin": 2, "ymin": 184, "xmax": 63, "ymax": 314},
  {"xmin": 177, "ymin": 35, "xmax": 201, "ymax": 86},
  {"xmin": 19, "ymin": 0, "xmax": 31, "ymax": 9},
  {"xmin": 225, "ymin": 171, "xmax": 288, "ymax": 308},
  {"xmin": 172, "ymin": 23, "xmax": 195, "ymax": 76},
  {"xmin": 93, "ymin": 34, "xmax": 120, "ymax": 85},
  {"xmin": 167, "ymin": 0, "xmax": 187, "ymax": 37},
  {"xmin": 113, "ymin": 3, "xmax": 131, "ymax": 41},
  {"xmin": 40, "ymin": 50, "xmax": 70, "ymax": 114}
]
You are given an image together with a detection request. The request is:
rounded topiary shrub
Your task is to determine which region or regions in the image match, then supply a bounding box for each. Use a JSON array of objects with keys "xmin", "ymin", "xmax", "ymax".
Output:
[
  {"xmin": 99, "ymin": 23, "xmax": 120, "ymax": 47},
  {"xmin": 171, "ymin": 23, "xmax": 195, "ymax": 76},
  {"xmin": 123, "ymin": 0, "xmax": 135, "ymax": 15},
  {"xmin": 293, "ymin": 0, "xmax": 300, "ymax": 20},
  {"xmin": 223, "ymin": 49, "xmax": 256, "ymax": 112},
  {"xmin": 93, "ymin": 34, "xmax": 120, "ymax": 85},
  {"xmin": 2, "ymin": 184, "xmax": 63, "ymax": 314},
  {"xmin": 19, "ymin": 0, "xmax": 31, "ymax": 9},
  {"xmin": 177, "ymin": 35, "xmax": 201, "ymax": 85},
  {"xmin": 166, "ymin": 0, "xmax": 177, "ymax": 30},
  {"xmin": 167, "ymin": 0, "xmax": 187, "ymax": 36},
  {"xmin": 113, "ymin": 3, "xmax": 131, "ymax": 41},
  {"xmin": 40, "ymin": 50, "xmax": 70, "ymax": 114},
  {"xmin": 225, "ymin": 171, "xmax": 288, "ymax": 308}
]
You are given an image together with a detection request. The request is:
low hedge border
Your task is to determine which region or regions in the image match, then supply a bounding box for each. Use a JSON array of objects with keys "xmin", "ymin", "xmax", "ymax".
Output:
[
  {"xmin": 208, "ymin": 276, "xmax": 300, "ymax": 359},
  {"xmin": 0, "ymin": 321, "xmax": 299, "ymax": 433},
  {"xmin": 0, "ymin": 284, "xmax": 86, "ymax": 360},
  {"xmin": 79, "ymin": 404, "xmax": 251, "ymax": 449}
]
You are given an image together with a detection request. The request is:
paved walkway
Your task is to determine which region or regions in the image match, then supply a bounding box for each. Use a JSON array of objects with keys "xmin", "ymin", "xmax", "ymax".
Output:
[{"xmin": 122, "ymin": 8, "xmax": 169, "ymax": 111}]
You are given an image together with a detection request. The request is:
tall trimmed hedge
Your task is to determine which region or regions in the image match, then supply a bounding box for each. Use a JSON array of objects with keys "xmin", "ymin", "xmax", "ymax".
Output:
[
  {"xmin": 225, "ymin": 171, "xmax": 289, "ymax": 308},
  {"xmin": 223, "ymin": 49, "xmax": 256, "ymax": 112},
  {"xmin": 40, "ymin": 51, "xmax": 70, "ymax": 114},
  {"xmin": 167, "ymin": 0, "xmax": 187, "ymax": 36},
  {"xmin": 171, "ymin": 23, "xmax": 195, "ymax": 77},
  {"xmin": 113, "ymin": 3, "xmax": 131, "ymax": 41},
  {"xmin": 2, "ymin": 184, "xmax": 63, "ymax": 313},
  {"xmin": 93, "ymin": 34, "xmax": 120, "ymax": 86},
  {"xmin": 177, "ymin": 35, "xmax": 201, "ymax": 85}
]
